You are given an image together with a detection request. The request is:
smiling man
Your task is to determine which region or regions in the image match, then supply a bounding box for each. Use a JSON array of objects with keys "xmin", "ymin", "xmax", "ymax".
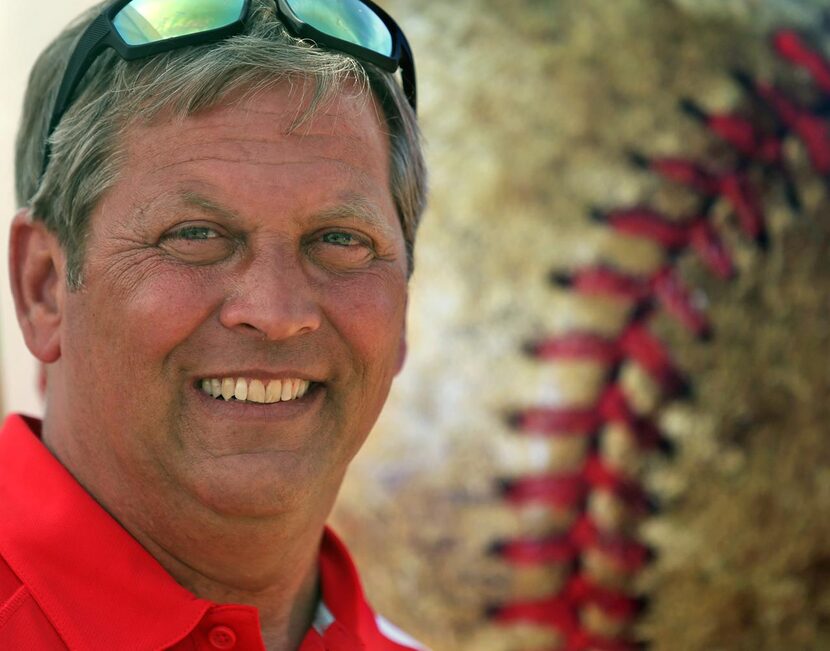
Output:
[{"xmin": 1, "ymin": 1, "xmax": 426, "ymax": 650}]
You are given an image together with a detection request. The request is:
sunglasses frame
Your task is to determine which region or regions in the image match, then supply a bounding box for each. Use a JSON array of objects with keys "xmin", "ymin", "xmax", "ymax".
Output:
[
  {"xmin": 274, "ymin": 0, "xmax": 416, "ymax": 107},
  {"xmin": 43, "ymin": 0, "xmax": 416, "ymax": 178}
]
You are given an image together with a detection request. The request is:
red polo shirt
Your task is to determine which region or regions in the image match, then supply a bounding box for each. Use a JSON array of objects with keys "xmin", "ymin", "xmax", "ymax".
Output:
[{"xmin": 0, "ymin": 414, "xmax": 424, "ymax": 651}]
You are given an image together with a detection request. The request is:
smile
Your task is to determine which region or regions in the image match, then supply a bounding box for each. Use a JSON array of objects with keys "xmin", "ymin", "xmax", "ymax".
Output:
[{"xmin": 199, "ymin": 377, "xmax": 312, "ymax": 404}]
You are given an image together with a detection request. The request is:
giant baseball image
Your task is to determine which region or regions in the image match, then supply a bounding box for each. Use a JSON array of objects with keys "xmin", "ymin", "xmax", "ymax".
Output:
[{"xmin": 332, "ymin": 1, "xmax": 830, "ymax": 649}]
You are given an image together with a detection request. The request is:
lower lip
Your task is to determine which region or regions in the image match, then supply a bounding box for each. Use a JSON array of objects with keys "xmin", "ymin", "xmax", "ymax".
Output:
[{"xmin": 191, "ymin": 382, "xmax": 325, "ymax": 421}]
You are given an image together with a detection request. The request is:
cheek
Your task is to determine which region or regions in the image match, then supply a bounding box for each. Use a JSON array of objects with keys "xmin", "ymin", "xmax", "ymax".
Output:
[
  {"xmin": 128, "ymin": 273, "xmax": 218, "ymax": 343},
  {"xmin": 70, "ymin": 268, "xmax": 223, "ymax": 375},
  {"xmin": 323, "ymin": 274, "xmax": 408, "ymax": 371}
]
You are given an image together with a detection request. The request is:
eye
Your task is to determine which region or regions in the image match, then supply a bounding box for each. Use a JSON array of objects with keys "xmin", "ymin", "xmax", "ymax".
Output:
[
  {"xmin": 309, "ymin": 229, "xmax": 375, "ymax": 269},
  {"xmin": 322, "ymin": 231, "xmax": 360, "ymax": 247},
  {"xmin": 169, "ymin": 225, "xmax": 220, "ymax": 241},
  {"xmin": 159, "ymin": 222, "xmax": 235, "ymax": 264}
]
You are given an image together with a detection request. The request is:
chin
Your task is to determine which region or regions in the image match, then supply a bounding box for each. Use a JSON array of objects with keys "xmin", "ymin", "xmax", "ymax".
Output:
[{"xmin": 184, "ymin": 451, "xmax": 332, "ymax": 518}]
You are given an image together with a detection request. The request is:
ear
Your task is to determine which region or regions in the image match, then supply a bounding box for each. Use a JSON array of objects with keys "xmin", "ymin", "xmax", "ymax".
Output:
[{"xmin": 9, "ymin": 209, "xmax": 66, "ymax": 363}]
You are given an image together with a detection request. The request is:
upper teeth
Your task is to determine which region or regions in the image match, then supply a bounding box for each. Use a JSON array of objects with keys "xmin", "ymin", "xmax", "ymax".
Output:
[{"xmin": 200, "ymin": 377, "xmax": 311, "ymax": 403}]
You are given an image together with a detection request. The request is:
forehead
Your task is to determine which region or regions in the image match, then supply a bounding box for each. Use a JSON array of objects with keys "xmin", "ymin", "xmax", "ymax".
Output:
[{"xmin": 112, "ymin": 78, "xmax": 393, "ymax": 219}]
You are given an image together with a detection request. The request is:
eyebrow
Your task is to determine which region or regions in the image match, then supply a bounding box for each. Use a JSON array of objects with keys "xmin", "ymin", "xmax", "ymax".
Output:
[
  {"xmin": 312, "ymin": 196, "xmax": 399, "ymax": 239},
  {"xmin": 179, "ymin": 190, "xmax": 398, "ymax": 239},
  {"xmin": 181, "ymin": 191, "xmax": 243, "ymax": 225}
]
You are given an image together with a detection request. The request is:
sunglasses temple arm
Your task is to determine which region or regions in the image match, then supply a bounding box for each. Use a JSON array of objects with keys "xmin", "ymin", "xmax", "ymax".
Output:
[
  {"xmin": 42, "ymin": 14, "xmax": 113, "ymax": 179},
  {"xmin": 399, "ymin": 32, "xmax": 417, "ymax": 112}
]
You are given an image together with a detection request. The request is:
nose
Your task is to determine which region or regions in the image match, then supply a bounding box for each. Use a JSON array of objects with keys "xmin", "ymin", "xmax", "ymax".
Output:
[{"xmin": 218, "ymin": 248, "xmax": 322, "ymax": 341}]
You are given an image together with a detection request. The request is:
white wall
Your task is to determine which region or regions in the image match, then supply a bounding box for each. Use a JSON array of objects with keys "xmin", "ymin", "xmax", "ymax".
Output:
[{"xmin": 1, "ymin": 0, "xmax": 99, "ymax": 416}]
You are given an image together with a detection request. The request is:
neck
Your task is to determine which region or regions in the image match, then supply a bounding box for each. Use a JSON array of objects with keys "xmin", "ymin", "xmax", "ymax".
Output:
[{"xmin": 137, "ymin": 516, "xmax": 325, "ymax": 651}]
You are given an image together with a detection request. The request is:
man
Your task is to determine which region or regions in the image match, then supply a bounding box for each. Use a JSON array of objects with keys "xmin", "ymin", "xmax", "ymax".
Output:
[{"xmin": 1, "ymin": 0, "xmax": 427, "ymax": 649}]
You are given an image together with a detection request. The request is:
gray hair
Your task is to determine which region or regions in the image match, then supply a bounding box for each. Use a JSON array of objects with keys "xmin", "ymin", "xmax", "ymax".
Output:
[{"xmin": 16, "ymin": 0, "xmax": 427, "ymax": 288}]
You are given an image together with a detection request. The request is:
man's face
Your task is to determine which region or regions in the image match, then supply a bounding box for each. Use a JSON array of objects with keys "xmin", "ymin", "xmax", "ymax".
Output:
[{"xmin": 50, "ymin": 81, "xmax": 408, "ymax": 517}]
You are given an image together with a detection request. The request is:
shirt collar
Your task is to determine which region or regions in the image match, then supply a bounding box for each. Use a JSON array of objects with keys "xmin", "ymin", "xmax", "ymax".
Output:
[
  {"xmin": 0, "ymin": 414, "xmax": 212, "ymax": 649},
  {"xmin": 0, "ymin": 414, "xmax": 372, "ymax": 651}
]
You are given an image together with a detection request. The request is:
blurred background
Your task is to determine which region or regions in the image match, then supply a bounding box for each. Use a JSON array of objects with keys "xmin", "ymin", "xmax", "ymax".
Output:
[
  {"xmin": 0, "ymin": 1, "xmax": 90, "ymax": 416},
  {"xmin": 3, "ymin": 1, "xmax": 830, "ymax": 650}
]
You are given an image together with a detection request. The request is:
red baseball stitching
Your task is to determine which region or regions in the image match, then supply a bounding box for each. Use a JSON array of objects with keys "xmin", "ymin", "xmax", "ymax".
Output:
[{"xmin": 488, "ymin": 28, "xmax": 830, "ymax": 651}]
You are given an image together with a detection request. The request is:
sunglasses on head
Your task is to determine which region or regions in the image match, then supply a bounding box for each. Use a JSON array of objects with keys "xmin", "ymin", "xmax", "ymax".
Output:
[{"xmin": 42, "ymin": 0, "xmax": 416, "ymax": 178}]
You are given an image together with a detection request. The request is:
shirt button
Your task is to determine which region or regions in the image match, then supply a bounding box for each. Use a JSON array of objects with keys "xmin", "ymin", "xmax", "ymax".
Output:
[{"xmin": 208, "ymin": 625, "xmax": 237, "ymax": 649}]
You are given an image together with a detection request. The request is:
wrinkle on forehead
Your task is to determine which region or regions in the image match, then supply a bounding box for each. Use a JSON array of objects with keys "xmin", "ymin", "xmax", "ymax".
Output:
[
  {"xmin": 123, "ymin": 89, "xmax": 389, "ymax": 182},
  {"xmin": 148, "ymin": 140, "xmax": 380, "ymax": 172}
]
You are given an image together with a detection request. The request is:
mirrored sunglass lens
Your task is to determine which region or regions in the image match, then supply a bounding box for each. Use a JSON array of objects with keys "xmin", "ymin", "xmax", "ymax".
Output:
[
  {"xmin": 114, "ymin": 0, "xmax": 246, "ymax": 45},
  {"xmin": 285, "ymin": 0, "xmax": 393, "ymax": 57}
]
